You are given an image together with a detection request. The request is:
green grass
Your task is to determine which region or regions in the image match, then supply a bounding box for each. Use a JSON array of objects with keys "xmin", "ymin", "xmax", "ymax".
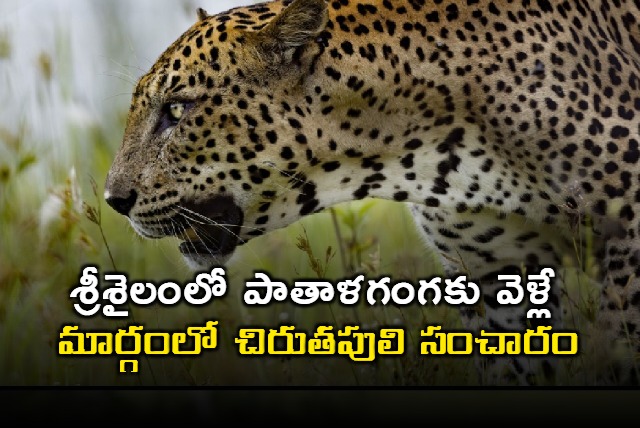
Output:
[{"xmin": 0, "ymin": 123, "xmax": 606, "ymax": 385}]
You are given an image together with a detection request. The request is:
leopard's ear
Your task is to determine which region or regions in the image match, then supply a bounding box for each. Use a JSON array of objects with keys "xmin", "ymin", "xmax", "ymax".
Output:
[
  {"xmin": 197, "ymin": 8, "xmax": 209, "ymax": 21},
  {"xmin": 256, "ymin": 0, "xmax": 328, "ymax": 63}
]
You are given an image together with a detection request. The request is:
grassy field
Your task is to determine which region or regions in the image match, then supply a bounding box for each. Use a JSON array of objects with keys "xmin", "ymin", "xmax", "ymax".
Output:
[
  {"xmin": 0, "ymin": 115, "xmax": 607, "ymax": 386},
  {"xmin": 0, "ymin": 0, "xmax": 611, "ymax": 387}
]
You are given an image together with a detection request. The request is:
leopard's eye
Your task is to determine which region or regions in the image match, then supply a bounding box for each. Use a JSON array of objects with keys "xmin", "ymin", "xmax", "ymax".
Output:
[
  {"xmin": 167, "ymin": 102, "xmax": 185, "ymax": 123},
  {"xmin": 156, "ymin": 101, "xmax": 193, "ymax": 134}
]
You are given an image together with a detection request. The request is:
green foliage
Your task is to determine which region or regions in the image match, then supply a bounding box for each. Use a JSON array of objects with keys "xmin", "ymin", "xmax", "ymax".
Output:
[
  {"xmin": 0, "ymin": 105, "xmax": 607, "ymax": 386},
  {"xmin": 0, "ymin": 32, "xmax": 10, "ymax": 59}
]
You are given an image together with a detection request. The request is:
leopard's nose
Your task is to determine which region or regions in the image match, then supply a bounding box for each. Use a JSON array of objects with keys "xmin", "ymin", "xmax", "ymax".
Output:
[{"xmin": 105, "ymin": 188, "xmax": 138, "ymax": 217}]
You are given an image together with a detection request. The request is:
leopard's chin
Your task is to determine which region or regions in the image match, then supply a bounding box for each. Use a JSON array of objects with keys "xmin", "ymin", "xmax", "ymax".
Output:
[
  {"xmin": 179, "ymin": 248, "xmax": 235, "ymax": 271},
  {"xmin": 175, "ymin": 195, "xmax": 244, "ymax": 270}
]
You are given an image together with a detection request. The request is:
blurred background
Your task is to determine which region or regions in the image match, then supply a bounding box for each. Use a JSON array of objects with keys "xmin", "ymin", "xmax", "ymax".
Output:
[{"xmin": 0, "ymin": 0, "xmax": 599, "ymax": 386}]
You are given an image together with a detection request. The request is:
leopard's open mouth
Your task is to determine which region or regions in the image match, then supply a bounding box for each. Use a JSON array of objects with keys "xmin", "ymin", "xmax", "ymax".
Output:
[{"xmin": 175, "ymin": 196, "xmax": 244, "ymax": 266}]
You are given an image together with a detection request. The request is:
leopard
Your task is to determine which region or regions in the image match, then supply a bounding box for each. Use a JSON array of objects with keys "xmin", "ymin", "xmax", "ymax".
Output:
[{"xmin": 104, "ymin": 0, "xmax": 640, "ymax": 385}]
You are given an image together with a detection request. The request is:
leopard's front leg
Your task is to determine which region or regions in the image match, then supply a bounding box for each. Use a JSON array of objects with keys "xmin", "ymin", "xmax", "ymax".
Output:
[
  {"xmin": 409, "ymin": 203, "xmax": 573, "ymax": 385},
  {"xmin": 595, "ymin": 214, "xmax": 640, "ymax": 385}
]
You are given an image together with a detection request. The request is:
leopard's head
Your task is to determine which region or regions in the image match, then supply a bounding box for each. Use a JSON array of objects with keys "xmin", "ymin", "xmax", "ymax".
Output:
[{"xmin": 104, "ymin": 0, "xmax": 329, "ymax": 269}]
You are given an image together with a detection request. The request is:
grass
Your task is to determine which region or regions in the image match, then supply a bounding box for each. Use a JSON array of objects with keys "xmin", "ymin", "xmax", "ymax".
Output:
[
  {"xmin": 0, "ymin": 126, "xmax": 607, "ymax": 386},
  {"xmin": 0, "ymin": 129, "xmax": 431, "ymax": 386}
]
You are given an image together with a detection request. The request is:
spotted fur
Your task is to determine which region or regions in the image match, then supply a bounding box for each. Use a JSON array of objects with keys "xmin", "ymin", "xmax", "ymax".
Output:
[{"xmin": 105, "ymin": 0, "xmax": 640, "ymax": 385}]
